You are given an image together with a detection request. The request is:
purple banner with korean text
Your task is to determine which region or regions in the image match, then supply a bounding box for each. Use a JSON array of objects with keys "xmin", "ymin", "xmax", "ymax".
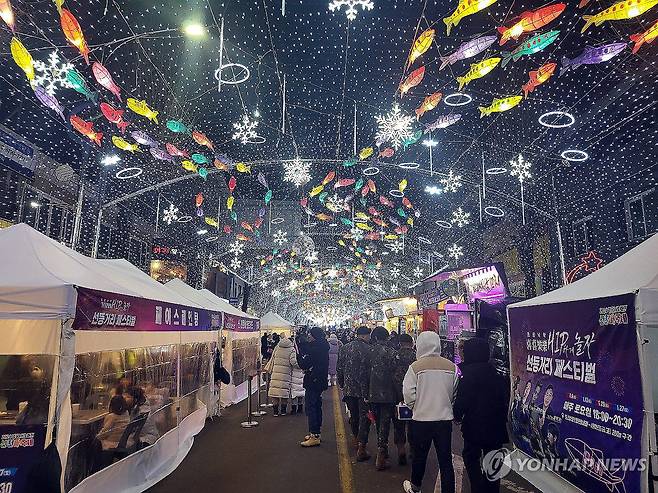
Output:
[
  {"xmin": 508, "ymin": 294, "xmax": 644, "ymax": 493},
  {"xmin": 223, "ymin": 313, "xmax": 260, "ymax": 332},
  {"xmin": 73, "ymin": 287, "xmax": 222, "ymax": 331}
]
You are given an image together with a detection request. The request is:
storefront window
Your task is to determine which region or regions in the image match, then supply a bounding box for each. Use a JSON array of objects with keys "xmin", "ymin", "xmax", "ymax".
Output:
[{"xmin": 179, "ymin": 342, "xmax": 212, "ymax": 420}]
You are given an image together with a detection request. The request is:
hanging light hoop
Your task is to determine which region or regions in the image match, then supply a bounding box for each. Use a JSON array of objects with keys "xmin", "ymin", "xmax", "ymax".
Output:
[{"xmin": 214, "ymin": 63, "xmax": 250, "ymax": 85}]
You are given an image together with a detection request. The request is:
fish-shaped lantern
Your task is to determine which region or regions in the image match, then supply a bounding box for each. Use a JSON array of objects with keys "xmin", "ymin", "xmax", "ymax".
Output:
[
  {"xmin": 322, "ymin": 170, "xmax": 336, "ymax": 185},
  {"xmin": 380, "ymin": 195, "xmax": 394, "ymax": 207},
  {"xmin": 407, "ymin": 28, "xmax": 435, "ymax": 68},
  {"xmin": 560, "ymin": 43, "xmax": 627, "ymax": 75},
  {"xmin": 439, "ymin": 35, "xmax": 497, "ymax": 71},
  {"xmin": 165, "ymin": 143, "xmax": 189, "ymax": 158},
  {"xmin": 70, "ymin": 115, "xmax": 102, "ymax": 146},
  {"xmin": 182, "ymin": 160, "xmax": 198, "ymax": 172},
  {"xmin": 343, "ymin": 157, "xmax": 358, "ymax": 167},
  {"xmin": 241, "ymin": 221, "xmax": 253, "ymax": 232},
  {"xmin": 149, "ymin": 147, "xmax": 174, "ymax": 161},
  {"xmin": 443, "ymin": 0, "xmax": 499, "ymax": 36},
  {"xmin": 53, "ymin": 0, "xmax": 64, "ymax": 13},
  {"xmin": 316, "ymin": 213, "xmax": 333, "ymax": 222},
  {"xmin": 365, "ymin": 232, "xmax": 381, "ymax": 241},
  {"xmin": 254, "ymin": 217, "xmax": 264, "ymax": 229},
  {"xmin": 213, "ymin": 159, "xmax": 228, "ymax": 171},
  {"xmin": 354, "ymin": 178, "xmax": 364, "ymax": 191},
  {"xmin": 126, "ymin": 98, "xmax": 159, "ymax": 123},
  {"xmin": 60, "ymin": 9, "xmax": 89, "ymax": 64},
  {"xmin": 310, "ymin": 185, "xmax": 324, "ymax": 197},
  {"xmin": 112, "ymin": 136, "xmax": 141, "ymax": 153},
  {"xmin": 100, "ymin": 103, "xmax": 130, "ymax": 133},
  {"xmin": 264, "ymin": 189, "xmax": 272, "ymax": 204},
  {"xmin": 399, "ymin": 179, "xmax": 408, "ymax": 193},
  {"xmin": 33, "ymin": 85, "xmax": 65, "ymax": 121},
  {"xmin": 319, "ymin": 191, "xmax": 329, "ymax": 204},
  {"xmin": 498, "ymin": 4, "xmax": 566, "ymax": 45},
  {"xmin": 355, "ymin": 222, "xmax": 373, "ymax": 232},
  {"xmin": 92, "ymin": 62, "xmax": 121, "ymax": 101},
  {"xmin": 368, "ymin": 206, "xmax": 381, "ymax": 216},
  {"xmin": 501, "ymin": 30, "xmax": 560, "ymax": 67},
  {"xmin": 236, "ymin": 162, "xmax": 251, "ymax": 173},
  {"xmin": 478, "ymin": 96, "xmax": 523, "ymax": 117},
  {"xmin": 384, "ymin": 234, "xmax": 398, "ymax": 240},
  {"xmin": 582, "ymin": 0, "xmax": 658, "ymax": 33},
  {"xmin": 630, "ymin": 19, "xmax": 658, "ymax": 53},
  {"xmin": 205, "ymin": 217, "xmax": 218, "ymax": 228},
  {"xmin": 192, "ymin": 130, "xmax": 214, "ymax": 151},
  {"xmin": 236, "ymin": 234, "xmax": 251, "ymax": 242},
  {"xmin": 1, "ymin": 0, "xmax": 15, "ymax": 32},
  {"xmin": 399, "ymin": 66, "xmax": 425, "ymax": 97},
  {"xmin": 359, "ymin": 147, "xmax": 374, "ymax": 160},
  {"xmin": 191, "ymin": 153, "xmax": 208, "ymax": 165},
  {"xmin": 424, "ymin": 114, "xmax": 462, "ymax": 133},
  {"xmin": 10, "ymin": 37, "xmax": 34, "ymax": 81},
  {"xmin": 195, "ymin": 193, "xmax": 204, "ymax": 207},
  {"xmin": 166, "ymin": 120, "xmax": 188, "ymax": 133},
  {"xmin": 367, "ymin": 179, "xmax": 376, "ymax": 193},
  {"xmin": 257, "ymin": 171, "xmax": 268, "ymax": 189},
  {"xmin": 379, "ymin": 147, "xmax": 395, "ymax": 158},
  {"xmin": 130, "ymin": 130, "xmax": 158, "ymax": 147},
  {"xmin": 227, "ymin": 196, "xmax": 235, "ymax": 210},
  {"xmin": 334, "ymin": 178, "xmax": 356, "ymax": 189},
  {"xmin": 457, "ymin": 57, "xmax": 500, "ymax": 90},
  {"xmin": 415, "ymin": 92, "xmax": 442, "ymax": 120},
  {"xmin": 402, "ymin": 130, "xmax": 423, "ymax": 150},
  {"xmin": 402, "ymin": 197, "xmax": 413, "ymax": 209},
  {"xmin": 66, "ymin": 68, "xmax": 97, "ymax": 103},
  {"xmin": 522, "ymin": 62, "xmax": 557, "ymax": 96},
  {"xmin": 223, "ymin": 225, "xmax": 232, "ymax": 234}
]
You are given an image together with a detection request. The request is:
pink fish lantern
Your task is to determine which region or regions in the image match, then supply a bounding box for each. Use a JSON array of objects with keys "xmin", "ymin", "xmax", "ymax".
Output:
[
  {"xmin": 223, "ymin": 225, "xmax": 232, "ymax": 234},
  {"xmin": 228, "ymin": 176, "xmax": 237, "ymax": 192},
  {"xmin": 92, "ymin": 62, "xmax": 121, "ymax": 101}
]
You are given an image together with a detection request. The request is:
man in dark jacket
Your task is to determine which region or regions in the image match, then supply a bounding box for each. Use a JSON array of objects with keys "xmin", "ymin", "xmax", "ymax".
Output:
[
  {"xmin": 297, "ymin": 327, "xmax": 330, "ymax": 447},
  {"xmin": 337, "ymin": 326, "xmax": 372, "ymax": 461},
  {"xmin": 392, "ymin": 333, "xmax": 416, "ymax": 465},
  {"xmin": 453, "ymin": 337, "xmax": 509, "ymax": 493},
  {"xmin": 367, "ymin": 327, "xmax": 399, "ymax": 470}
]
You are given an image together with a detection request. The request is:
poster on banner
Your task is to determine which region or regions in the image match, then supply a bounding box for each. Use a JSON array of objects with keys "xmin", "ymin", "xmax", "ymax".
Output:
[
  {"xmin": 74, "ymin": 287, "xmax": 222, "ymax": 331},
  {"xmin": 224, "ymin": 313, "xmax": 260, "ymax": 332},
  {"xmin": 0, "ymin": 425, "xmax": 47, "ymax": 493},
  {"xmin": 508, "ymin": 294, "xmax": 644, "ymax": 493}
]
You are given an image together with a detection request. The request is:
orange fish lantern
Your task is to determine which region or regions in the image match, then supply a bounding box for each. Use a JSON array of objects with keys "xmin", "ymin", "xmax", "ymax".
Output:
[
  {"xmin": 415, "ymin": 92, "xmax": 442, "ymax": 120},
  {"xmin": 402, "ymin": 196, "xmax": 413, "ymax": 209},
  {"xmin": 70, "ymin": 115, "xmax": 102, "ymax": 146},
  {"xmin": 316, "ymin": 213, "xmax": 333, "ymax": 221},
  {"xmin": 367, "ymin": 179, "xmax": 376, "ymax": 193},
  {"xmin": 236, "ymin": 233, "xmax": 251, "ymax": 242},
  {"xmin": 322, "ymin": 170, "xmax": 336, "ymax": 185},
  {"xmin": 497, "ymin": 3, "xmax": 566, "ymax": 45},
  {"xmin": 213, "ymin": 158, "xmax": 228, "ymax": 171},
  {"xmin": 60, "ymin": 9, "xmax": 89, "ymax": 64},
  {"xmin": 1, "ymin": 0, "xmax": 15, "ymax": 32},
  {"xmin": 228, "ymin": 176, "xmax": 237, "ymax": 192},
  {"xmin": 192, "ymin": 130, "xmax": 214, "ymax": 151},
  {"xmin": 254, "ymin": 217, "xmax": 264, "ymax": 229},
  {"xmin": 399, "ymin": 66, "xmax": 425, "ymax": 97},
  {"xmin": 241, "ymin": 221, "xmax": 253, "ymax": 232},
  {"xmin": 195, "ymin": 192, "xmax": 204, "ymax": 207},
  {"xmin": 407, "ymin": 28, "xmax": 435, "ymax": 68},
  {"xmin": 379, "ymin": 147, "xmax": 395, "ymax": 158},
  {"xmin": 630, "ymin": 19, "xmax": 658, "ymax": 53},
  {"xmin": 522, "ymin": 62, "xmax": 556, "ymax": 97}
]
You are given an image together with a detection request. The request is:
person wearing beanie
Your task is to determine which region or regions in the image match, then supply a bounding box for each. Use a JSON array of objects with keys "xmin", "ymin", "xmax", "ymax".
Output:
[
  {"xmin": 453, "ymin": 337, "xmax": 509, "ymax": 493},
  {"xmin": 402, "ymin": 331, "xmax": 457, "ymax": 493},
  {"xmin": 297, "ymin": 327, "xmax": 330, "ymax": 447},
  {"xmin": 327, "ymin": 333, "xmax": 341, "ymax": 386}
]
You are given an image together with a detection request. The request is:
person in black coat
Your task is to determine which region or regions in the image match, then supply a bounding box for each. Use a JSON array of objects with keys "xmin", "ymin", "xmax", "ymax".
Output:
[
  {"xmin": 453, "ymin": 338, "xmax": 509, "ymax": 493},
  {"xmin": 296, "ymin": 327, "xmax": 329, "ymax": 447}
]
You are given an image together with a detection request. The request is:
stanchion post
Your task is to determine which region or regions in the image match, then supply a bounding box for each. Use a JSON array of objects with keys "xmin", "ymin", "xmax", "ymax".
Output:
[
  {"xmin": 241, "ymin": 375, "xmax": 259, "ymax": 428},
  {"xmin": 252, "ymin": 366, "xmax": 267, "ymax": 416},
  {"xmin": 261, "ymin": 363, "xmax": 273, "ymax": 408}
]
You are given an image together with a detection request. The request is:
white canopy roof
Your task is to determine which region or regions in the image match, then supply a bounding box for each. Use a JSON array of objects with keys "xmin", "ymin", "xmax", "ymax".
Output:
[
  {"xmin": 260, "ymin": 311, "xmax": 293, "ymax": 330},
  {"xmin": 0, "ymin": 224, "xmax": 202, "ymax": 319},
  {"xmin": 510, "ymin": 233, "xmax": 658, "ymax": 325},
  {"xmin": 166, "ymin": 279, "xmax": 257, "ymax": 320}
]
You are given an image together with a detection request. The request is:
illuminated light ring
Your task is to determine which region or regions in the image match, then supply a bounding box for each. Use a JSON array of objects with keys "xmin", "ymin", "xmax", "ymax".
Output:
[
  {"xmin": 561, "ymin": 149, "xmax": 589, "ymax": 162},
  {"xmin": 435, "ymin": 220, "xmax": 452, "ymax": 229},
  {"xmin": 246, "ymin": 135, "xmax": 266, "ymax": 144},
  {"xmin": 327, "ymin": 246, "xmax": 338, "ymax": 252},
  {"xmin": 177, "ymin": 215, "xmax": 193, "ymax": 223},
  {"xmin": 204, "ymin": 235, "xmax": 219, "ymax": 242},
  {"xmin": 389, "ymin": 189, "xmax": 404, "ymax": 198},
  {"xmin": 329, "ymin": 222, "xmax": 338, "ymax": 227},
  {"xmin": 444, "ymin": 93, "xmax": 472, "ymax": 107},
  {"xmin": 304, "ymin": 222, "xmax": 317, "ymax": 228},
  {"xmin": 398, "ymin": 162, "xmax": 419, "ymax": 170},
  {"xmin": 418, "ymin": 236, "xmax": 432, "ymax": 244},
  {"xmin": 363, "ymin": 166, "xmax": 380, "ymax": 176},
  {"xmin": 214, "ymin": 63, "xmax": 250, "ymax": 85},
  {"xmin": 538, "ymin": 111, "xmax": 575, "ymax": 128},
  {"xmin": 271, "ymin": 217, "xmax": 285, "ymax": 225},
  {"xmin": 486, "ymin": 167, "xmax": 507, "ymax": 175},
  {"xmin": 484, "ymin": 206, "xmax": 505, "ymax": 218},
  {"xmin": 115, "ymin": 167, "xmax": 143, "ymax": 180}
]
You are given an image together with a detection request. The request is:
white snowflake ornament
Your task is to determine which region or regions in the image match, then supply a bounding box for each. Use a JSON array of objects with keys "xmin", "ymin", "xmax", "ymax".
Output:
[
  {"xmin": 413, "ymin": 266, "xmax": 424, "ymax": 278},
  {"xmin": 328, "ymin": 0, "xmax": 374, "ymax": 20},
  {"xmin": 33, "ymin": 51, "xmax": 74, "ymax": 96},
  {"xmin": 273, "ymin": 229, "xmax": 288, "ymax": 246},
  {"xmin": 510, "ymin": 154, "xmax": 532, "ymax": 182},
  {"xmin": 448, "ymin": 243, "xmax": 464, "ymax": 262},
  {"xmin": 283, "ymin": 158, "xmax": 311, "ymax": 188},
  {"xmin": 230, "ymin": 256, "xmax": 242, "ymax": 270},
  {"xmin": 451, "ymin": 207, "xmax": 471, "ymax": 227},
  {"xmin": 440, "ymin": 170, "xmax": 462, "ymax": 193},
  {"xmin": 232, "ymin": 114, "xmax": 259, "ymax": 144},
  {"xmin": 162, "ymin": 204, "xmax": 179, "ymax": 225},
  {"xmin": 375, "ymin": 103, "xmax": 415, "ymax": 150},
  {"xmin": 228, "ymin": 240, "xmax": 245, "ymax": 256}
]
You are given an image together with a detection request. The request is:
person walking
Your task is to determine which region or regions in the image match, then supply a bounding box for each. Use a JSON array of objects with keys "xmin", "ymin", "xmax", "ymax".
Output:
[
  {"xmin": 336, "ymin": 326, "xmax": 372, "ymax": 461},
  {"xmin": 297, "ymin": 327, "xmax": 329, "ymax": 447},
  {"xmin": 290, "ymin": 336, "xmax": 305, "ymax": 414},
  {"xmin": 328, "ymin": 333, "xmax": 340, "ymax": 386},
  {"xmin": 265, "ymin": 336, "xmax": 295, "ymax": 416},
  {"xmin": 453, "ymin": 338, "xmax": 509, "ymax": 493},
  {"xmin": 402, "ymin": 331, "xmax": 457, "ymax": 493},
  {"xmin": 393, "ymin": 333, "xmax": 416, "ymax": 465},
  {"xmin": 368, "ymin": 327, "xmax": 400, "ymax": 471}
]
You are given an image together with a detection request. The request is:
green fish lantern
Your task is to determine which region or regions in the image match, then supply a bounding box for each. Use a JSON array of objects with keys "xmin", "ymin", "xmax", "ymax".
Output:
[
  {"xmin": 340, "ymin": 217, "xmax": 353, "ymax": 227},
  {"xmin": 397, "ymin": 207, "xmax": 407, "ymax": 218},
  {"xmin": 191, "ymin": 153, "xmax": 208, "ymax": 164},
  {"xmin": 264, "ymin": 189, "xmax": 273, "ymax": 204},
  {"xmin": 319, "ymin": 192, "xmax": 329, "ymax": 204},
  {"xmin": 166, "ymin": 120, "xmax": 188, "ymax": 133},
  {"xmin": 66, "ymin": 68, "xmax": 97, "ymax": 103},
  {"xmin": 402, "ymin": 130, "xmax": 423, "ymax": 150},
  {"xmin": 354, "ymin": 178, "xmax": 364, "ymax": 191},
  {"xmin": 198, "ymin": 167, "xmax": 208, "ymax": 180},
  {"xmin": 230, "ymin": 211, "xmax": 237, "ymax": 222},
  {"xmin": 343, "ymin": 157, "xmax": 357, "ymax": 167}
]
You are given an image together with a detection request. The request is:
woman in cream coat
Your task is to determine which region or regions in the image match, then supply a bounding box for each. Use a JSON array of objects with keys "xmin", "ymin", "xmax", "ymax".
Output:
[{"xmin": 265, "ymin": 337, "xmax": 296, "ymax": 416}]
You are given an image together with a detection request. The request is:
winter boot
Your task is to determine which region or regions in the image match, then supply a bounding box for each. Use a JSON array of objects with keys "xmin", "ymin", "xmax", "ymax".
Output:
[
  {"xmin": 375, "ymin": 447, "xmax": 389, "ymax": 471},
  {"xmin": 356, "ymin": 443, "xmax": 371, "ymax": 462},
  {"xmin": 301, "ymin": 434, "xmax": 321, "ymax": 447},
  {"xmin": 290, "ymin": 404, "xmax": 297, "ymax": 414},
  {"xmin": 273, "ymin": 404, "xmax": 279, "ymax": 417},
  {"xmin": 397, "ymin": 444, "xmax": 407, "ymax": 466}
]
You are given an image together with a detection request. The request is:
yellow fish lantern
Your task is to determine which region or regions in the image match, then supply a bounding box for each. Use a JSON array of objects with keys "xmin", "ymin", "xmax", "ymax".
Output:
[
  {"xmin": 356, "ymin": 222, "xmax": 373, "ymax": 231},
  {"xmin": 478, "ymin": 95, "xmax": 523, "ymax": 118},
  {"xmin": 126, "ymin": 98, "xmax": 159, "ymax": 123},
  {"xmin": 457, "ymin": 57, "xmax": 501, "ymax": 90},
  {"xmin": 53, "ymin": 0, "xmax": 64, "ymax": 13},
  {"xmin": 444, "ymin": 0, "xmax": 499, "ymax": 35},
  {"xmin": 235, "ymin": 162, "xmax": 251, "ymax": 173},
  {"xmin": 205, "ymin": 216, "xmax": 218, "ymax": 228},
  {"xmin": 407, "ymin": 28, "xmax": 435, "ymax": 68},
  {"xmin": 182, "ymin": 160, "xmax": 198, "ymax": 172},
  {"xmin": 111, "ymin": 136, "xmax": 141, "ymax": 153},
  {"xmin": 355, "ymin": 212, "xmax": 370, "ymax": 221},
  {"xmin": 338, "ymin": 239, "xmax": 346, "ymax": 247},
  {"xmin": 582, "ymin": 0, "xmax": 658, "ymax": 33},
  {"xmin": 10, "ymin": 37, "xmax": 34, "ymax": 81},
  {"xmin": 399, "ymin": 178, "xmax": 408, "ymax": 193},
  {"xmin": 316, "ymin": 213, "xmax": 333, "ymax": 221},
  {"xmin": 359, "ymin": 147, "xmax": 374, "ymax": 160},
  {"xmin": 226, "ymin": 195, "xmax": 234, "ymax": 210},
  {"xmin": 384, "ymin": 234, "xmax": 398, "ymax": 240},
  {"xmin": 1, "ymin": 0, "xmax": 16, "ymax": 32},
  {"xmin": 309, "ymin": 184, "xmax": 324, "ymax": 197}
]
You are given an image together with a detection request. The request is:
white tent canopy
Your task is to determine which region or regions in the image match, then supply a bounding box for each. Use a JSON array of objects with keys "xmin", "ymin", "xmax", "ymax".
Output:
[
  {"xmin": 165, "ymin": 279, "xmax": 258, "ymax": 321},
  {"xmin": 260, "ymin": 311, "xmax": 293, "ymax": 331}
]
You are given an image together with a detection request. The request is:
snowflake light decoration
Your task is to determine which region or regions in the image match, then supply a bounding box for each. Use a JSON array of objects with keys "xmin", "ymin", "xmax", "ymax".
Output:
[
  {"xmin": 273, "ymin": 229, "xmax": 288, "ymax": 246},
  {"xmin": 283, "ymin": 158, "xmax": 311, "ymax": 187},
  {"xmin": 448, "ymin": 243, "xmax": 464, "ymax": 262},
  {"xmin": 259, "ymin": 279, "xmax": 269, "ymax": 288},
  {"xmin": 451, "ymin": 207, "xmax": 471, "ymax": 227},
  {"xmin": 390, "ymin": 283, "xmax": 399, "ymax": 292},
  {"xmin": 288, "ymin": 279, "xmax": 299, "ymax": 291},
  {"xmin": 272, "ymin": 289, "xmax": 281, "ymax": 298},
  {"xmin": 326, "ymin": 194, "xmax": 346, "ymax": 213},
  {"xmin": 372, "ymin": 283, "xmax": 384, "ymax": 293},
  {"xmin": 230, "ymin": 256, "xmax": 242, "ymax": 270},
  {"xmin": 328, "ymin": 0, "xmax": 374, "ymax": 21},
  {"xmin": 510, "ymin": 154, "xmax": 532, "ymax": 182},
  {"xmin": 389, "ymin": 266, "xmax": 401, "ymax": 278},
  {"xmin": 375, "ymin": 103, "xmax": 415, "ymax": 150},
  {"xmin": 314, "ymin": 280, "xmax": 324, "ymax": 292},
  {"xmin": 162, "ymin": 204, "xmax": 179, "ymax": 225},
  {"xmin": 350, "ymin": 227, "xmax": 364, "ymax": 241},
  {"xmin": 388, "ymin": 240, "xmax": 404, "ymax": 253},
  {"xmin": 440, "ymin": 169, "xmax": 463, "ymax": 192},
  {"xmin": 33, "ymin": 51, "xmax": 74, "ymax": 96},
  {"xmin": 413, "ymin": 266, "xmax": 424, "ymax": 278},
  {"xmin": 274, "ymin": 261, "xmax": 287, "ymax": 273},
  {"xmin": 232, "ymin": 114, "xmax": 259, "ymax": 144},
  {"xmin": 228, "ymin": 240, "xmax": 245, "ymax": 256},
  {"xmin": 305, "ymin": 250, "xmax": 319, "ymax": 263}
]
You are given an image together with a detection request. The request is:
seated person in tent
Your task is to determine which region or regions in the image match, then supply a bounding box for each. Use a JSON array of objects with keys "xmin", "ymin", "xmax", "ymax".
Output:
[
  {"xmin": 126, "ymin": 386, "xmax": 159, "ymax": 448},
  {"xmin": 97, "ymin": 395, "xmax": 131, "ymax": 450},
  {"xmin": 15, "ymin": 363, "xmax": 51, "ymax": 426}
]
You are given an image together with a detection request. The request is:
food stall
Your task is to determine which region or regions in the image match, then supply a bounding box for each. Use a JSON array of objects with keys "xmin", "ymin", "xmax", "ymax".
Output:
[
  {"xmin": 374, "ymin": 296, "xmax": 422, "ymax": 335},
  {"xmin": 0, "ymin": 224, "xmax": 221, "ymax": 493},
  {"xmin": 260, "ymin": 311, "xmax": 294, "ymax": 338}
]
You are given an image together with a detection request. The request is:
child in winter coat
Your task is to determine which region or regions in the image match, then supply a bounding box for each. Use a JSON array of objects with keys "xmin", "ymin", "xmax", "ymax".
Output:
[{"xmin": 328, "ymin": 334, "xmax": 341, "ymax": 386}]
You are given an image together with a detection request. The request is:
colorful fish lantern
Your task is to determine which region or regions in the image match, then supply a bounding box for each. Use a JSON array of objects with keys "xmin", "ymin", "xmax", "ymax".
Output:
[
  {"xmin": 424, "ymin": 114, "xmax": 462, "ymax": 133},
  {"xmin": 195, "ymin": 192, "xmax": 204, "ymax": 207},
  {"xmin": 130, "ymin": 130, "xmax": 158, "ymax": 147},
  {"xmin": 227, "ymin": 196, "xmax": 235, "ymax": 210},
  {"xmin": 316, "ymin": 213, "xmax": 333, "ymax": 221},
  {"xmin": 457, "ymin": 57, "xmax": 501, "ymax": 90},
  {"xmin": 10, "ymin": 37, "xmax": 34, "ymax": 81},
  {"xmin": 254, "ymin": 217, "xmax": 264, "ymax": 229},
  {"xmin": 340, "ymin": 218, "xmax": 354, "ymax": 227},
  {"xmin": 192, "ymin": 130, "xmax": 214, "ymax": 151},
  {"xmin": 380, "ymin": 195, "xmax": 394, "ymax": 207},
  {"xmin": 228, "ymin": 176, "xmax": 237, "ymax": 192},
  {"xmin": 165, "ymin": 143, "xmax": 189, "ymax": 158},
  {"xmin": 415, "ymin": 92, "xmax": 442, "ymax": 120},
  {"xmin": 560, "ymin": 43, "xmax": 627, "ymax": 75},
  {"xmin": 191, "ymin": 153, "xmax": 208, "ymax": 165},
  {"xmin": 166, "ymin": 120, "xmax": 188, "ymax": 133},
  {"xmin": 501, "ymin": 30, "xmax": 560, "ymax": 67},
  {"xmin": 399, "ymin": 179, "xmax": 408, "ymax": 193},
  {"xmin": 241, "ymin": 221, "xmax": 253, "ymax": 232},
  {"xmin": 444, "ymin": 0, "xmax": 498, "ymax": 35},
  {"xmin": 354, "ymin": 178, "xmax": 364, "ymax": 191},
  {"xmin": 322, "ymin": 170, "xmax": 336, "ymax": 185},
  {"xmin": 126, "ymin": 98, "xmax": 159, "ymax": 123},
  {"xmin": 368, "ymin": 206, "xmax": 380, "ymax": 216},
  {"xmin": 402, "ymin": 130, "xmax": 423, "ymax": 150},
  {"xmin": 66, "ymin": 68, "xmax": 97, "ymax": 103},
  {"xmin": 100, "ymin": 103, "xmax": 131, "ymax": 133},
  {"xmin": 440, "ymin": 35, "xmax": 497, "ymax": 70},
  {"xmin": 310, "ymin": 185, "xmax": 324, "ymax": 197},
  {"xmin": 236, "ymin": 233, "xmax": 251, "ymax": 242},
  {"xmin": 149, "ymin": 147, "xmax": 174, "ymax": 161},
  {"xmin": 182, "ymin": 160, "xmax": 198, "ymax": 172},
  {"xmin": 356, "ymin": 222, "xmax": 373, "ymax": 231},
  {"xmin": 264, "ymin": 190, "xmax": 273, "ymax": 204},
  {"xmin": 1, "ymin": 0, "xmax": 15, "ymax": 32},
  {"xmin": 257, "ymin": 171, "xmax": 268, "ymax": 189},
  {"xmin": 70, "ymin": 115, "xmax": 102, "ymax": 146},
  {"xmin": 236, "ymin": 162, "xmax": 251, "ymax": 174},
  {"xmin": 498, "ymin": 3, "xmax": 566, "ymax": 45},
  {"xmin": 397, "ymin": 207, "xmax": 407, "ymax": 218},
  {"xmin": 407, "ymin": 28, "xmax": 435, "ymax": 68},
  {"xmin": 196, "ymin": 207, "xmax": 204, "ymax": 217},
  {"xmin": 630, "ymin": 19, "xmax": 658, "ymax": 53},
  {"xmin": 334, "ymin": 178, "xmax": 355, "ymax": 189},
  {"xmin": 359, "ymin": 147, "xmax": 374, "ymax": 160},
  {"xmin": 32, "ymin": 85, "xmax": 65, "ymax": 120},
  {"xmin": 399, "ymin": 66, "xmax": 425, "ymax": 97},
  {"xmin": 300, "ymin": 197, "xmax": 308, "ymax": 208},
  {"xmin": 379, "ymin": 147, "xmax": 395, "ymax": 158},
  {"xmin": 60, "ymin": 9, "xmax": 89, "ymax": 64},
  {"xmin": 111, "ymin": 135, "xmax": 141, "ymax": 153},
  {"xmin": 205, "ymin": 217, "xmax": 218, "ymax": 228},
  {"xmin": 53, "ymin": 0, "xmax": 64, "ymax": 13},
  {"xmin": 213, "ymin": 159, "xmax": 228, "ymax": 171},
  {"xmin": 582, "ymin": 0, "xmax": 658, "ymax": 33},
  {"xmin": 478, "ymin": 96, "xmax": 523, "ymax": 117},
  {"xmin": 223, "ymin": 225, "xmax": 232, "ymax": 234},
  {"xmin": 522, "ymin": 62, "xmax": 557, "ymax": 97},
  {"xmin": 91, "ymin": 62, "xmax": 121, "ymax": 101},
  {"xmin": 343, "ymin": 158, "xmax": 358, "ymax": 168},
  {"xmin": 367, "ymin": 179, "xmax": 376, "ymax": 193}
]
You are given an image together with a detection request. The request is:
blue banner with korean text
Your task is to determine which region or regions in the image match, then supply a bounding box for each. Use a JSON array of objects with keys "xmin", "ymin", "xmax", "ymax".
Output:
[{"xmin": 508, "ymin": 294, "xmax": 644, "ymax": 493}]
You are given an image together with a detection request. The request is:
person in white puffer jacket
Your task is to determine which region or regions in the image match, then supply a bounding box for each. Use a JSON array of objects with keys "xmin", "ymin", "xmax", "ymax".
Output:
[
  {"xmin": 265, "ymin": 337, "xmax": 296, "ymax": 416},
  {"xmin": 290, "ymin": 339, "xmax": 305, "ymax": 414}
]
